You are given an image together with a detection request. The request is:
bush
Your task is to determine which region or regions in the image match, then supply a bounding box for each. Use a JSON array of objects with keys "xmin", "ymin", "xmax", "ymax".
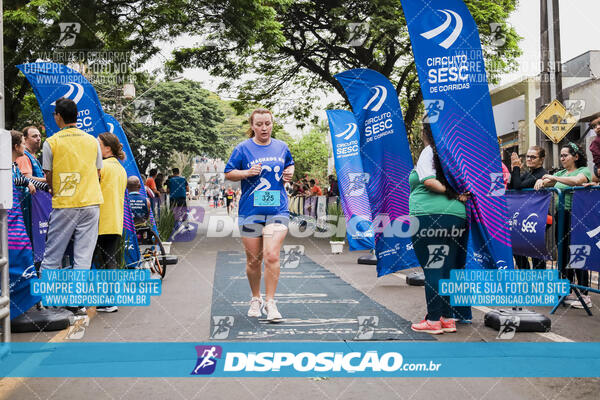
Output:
[
  {"xmin": 157, "ymin": 205, "xmax": 176, "ymax": 242},
  {"xmin": 327, "ymin": 202, "xmax": 345, "ymax": 242}
]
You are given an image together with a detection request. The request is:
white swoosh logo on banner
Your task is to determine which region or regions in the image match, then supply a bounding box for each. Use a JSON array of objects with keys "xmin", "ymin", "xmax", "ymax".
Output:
[
  {"xmin": 420, "ymin": 9, "xmax": 463, "ymax": 49},
  {"xmin": 51, "ymin": 82, "xmax": 85, "ymax": 105},
  {"xmin": 107, "ymin": 122, "xmax": 114, "ymax": 133},
  {"xmin": 335, "ymin": 123, "xmax": 357, "ymax": 140},
  {"xmin": 362, "ymin": 85, "xmax": 387, "ymax": 112}
]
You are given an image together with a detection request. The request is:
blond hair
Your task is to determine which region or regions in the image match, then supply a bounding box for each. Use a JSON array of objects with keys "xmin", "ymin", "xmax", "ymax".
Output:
[{"xmin": 246, "ymin": 108, "xmax": 273, "ymax": 138}]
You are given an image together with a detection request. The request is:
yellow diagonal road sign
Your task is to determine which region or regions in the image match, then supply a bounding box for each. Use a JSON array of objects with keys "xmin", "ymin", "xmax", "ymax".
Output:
[{"xmin": 534, "ymin": 99, "xmax": 578, "ymax": 144}]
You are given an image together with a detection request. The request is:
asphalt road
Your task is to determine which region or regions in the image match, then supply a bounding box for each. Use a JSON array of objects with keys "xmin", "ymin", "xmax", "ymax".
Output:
[{"xmin": 2, "ymin": 199, "xmax": 599, "ymax": 399}]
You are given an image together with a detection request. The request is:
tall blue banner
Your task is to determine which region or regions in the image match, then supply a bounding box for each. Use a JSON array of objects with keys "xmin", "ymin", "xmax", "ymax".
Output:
[
  {"xmin": 506, "ymin": 191, "xmax": 551, "ymax": 259},
  {"xmin": 402, "ymin": 0, "xmax": 514, "ymax": 269},
  {"xmin": 334, "ymin": 69, "xmax": 419, "ymax": 276},
  {"xmin": 17, "ymin": 62, "xmax": 145, "ymax": 266},
  {"xmin": 569, "ymin": 188, "xmax": 600, "ymax": 272},
  {"xmin": 326, "ymin": 110, "xmax": 375, "ymax": 251},
  {"xmin": 17, "ymin": 63, "xmax": 110, "ymax": 136}
]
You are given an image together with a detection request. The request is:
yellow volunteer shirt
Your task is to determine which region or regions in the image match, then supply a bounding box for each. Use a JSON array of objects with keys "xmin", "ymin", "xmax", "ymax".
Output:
[
  {"xmin": 98, "ymin": 157, "xmax": 127, "ymax": 235},
  {"xmin": 46, "ymin": 127, "xmax": 104, "ymax": 208}
]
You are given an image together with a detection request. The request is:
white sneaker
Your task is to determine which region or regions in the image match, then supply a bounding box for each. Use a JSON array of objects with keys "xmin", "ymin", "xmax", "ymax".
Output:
[
  {"xmin": 572, "ymin": 295, "xmax": 593, "ymax": 309},
  {"xmin": 247, "ymin": 297, "xmax": 263, "ymax": 317},
  {"xmin": 96, "ymin": 306, "xmax": 119, "ymax": 313},
  {"xmin": 264, "ymin": 299, "xmax": 283, "ymax": 322},
  {"xmin": 563, "ymin": 293, "xmax": 578, "ymax": 305}
]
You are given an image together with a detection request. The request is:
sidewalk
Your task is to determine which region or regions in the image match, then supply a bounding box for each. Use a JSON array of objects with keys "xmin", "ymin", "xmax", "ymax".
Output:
[{"xmin": 2, "ymin": 200, "xmax": 600, "ymax": 399}]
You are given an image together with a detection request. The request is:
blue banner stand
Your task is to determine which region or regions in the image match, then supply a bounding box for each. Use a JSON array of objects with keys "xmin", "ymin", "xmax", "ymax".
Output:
[{"xmin": 357, "ymin": 250, "xmax": 377, "ymax": 265}]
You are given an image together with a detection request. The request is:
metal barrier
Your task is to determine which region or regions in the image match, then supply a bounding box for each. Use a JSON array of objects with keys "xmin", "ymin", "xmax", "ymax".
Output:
[
  {"xmin": 0, "ymin": 128, "xmax": 11, "ymax": 342},
  {"xmin": 0, "ymin": 209, "xmax": 9, "ymax": 342},
  {"xmin": 506, "ymin": 188, "xmax": 561, "ymax": 266}
]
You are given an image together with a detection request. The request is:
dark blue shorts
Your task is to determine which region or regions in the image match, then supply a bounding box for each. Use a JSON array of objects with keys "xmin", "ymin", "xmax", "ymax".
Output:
[{"xmin": 240, "ymin": 215, "xmax": 290, "ymax": 238}]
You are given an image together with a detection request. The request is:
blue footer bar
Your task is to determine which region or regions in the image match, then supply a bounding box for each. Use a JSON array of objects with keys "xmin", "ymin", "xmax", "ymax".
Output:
[{"xmin": 1, "ymin": 342, "xmax": 599, "ymax": 377}]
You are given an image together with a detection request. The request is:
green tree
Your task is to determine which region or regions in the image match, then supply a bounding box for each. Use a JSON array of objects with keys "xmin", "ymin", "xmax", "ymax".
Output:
[
  {"xmin": 168, "ymin": 0, "xmax": 521, "ymax": 136},
  {"xmin": 170, "ymin": 151, "xmax": 194, "ymax": 178},
  {"xmin": 5, "ymin": 0, "xmax": 189, "ymax": 128},
  {"xmin": 121, "ymin": 79, "xmax": 227, "ymax": 173},
  {"xmin": 288, "ymin": 125, "xmax": 329, "ymax": 184}
]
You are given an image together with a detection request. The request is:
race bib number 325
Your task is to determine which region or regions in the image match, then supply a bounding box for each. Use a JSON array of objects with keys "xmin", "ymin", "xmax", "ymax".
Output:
[{"xmin": 254, "ymin": 190, "xmax": 280, "ymax": 207}]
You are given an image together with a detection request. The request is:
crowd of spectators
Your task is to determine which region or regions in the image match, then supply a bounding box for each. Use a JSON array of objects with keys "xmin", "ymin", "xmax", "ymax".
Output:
[{"xmin": 288, "ymin": 174, "xmax": 338, "ymax": 198}]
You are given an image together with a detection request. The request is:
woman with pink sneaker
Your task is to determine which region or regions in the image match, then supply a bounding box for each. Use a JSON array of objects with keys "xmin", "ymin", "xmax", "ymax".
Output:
[{"xmin": 409, "ymin": 123, "xmax": 471, "ymax": 334}]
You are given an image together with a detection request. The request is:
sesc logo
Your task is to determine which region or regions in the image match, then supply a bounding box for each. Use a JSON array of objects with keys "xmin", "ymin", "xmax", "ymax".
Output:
[
  {"xmin": 362, "ymin": 85, "xmax": 387, "ymax": 112},
  {"xmin": 191, "ymin": 345, "xmax": 223, "ymax": 375},
  {"xmin": 521, "ymin": 213, "xmax": 538, "ymax": 234},
  {"xmin": 21, "ymin": 265, "xmax": 37, "ymax": 280},
  {"xmin": 51, "ymin": 82, "xmax": 85, "ymax": 106},
  {"xmin": 335, "ymin": 123, "xmax": 358, "ymax": 141},
  {"xmin": 420, "ymin": 9, "xmax": 463, "ymax": 49}
]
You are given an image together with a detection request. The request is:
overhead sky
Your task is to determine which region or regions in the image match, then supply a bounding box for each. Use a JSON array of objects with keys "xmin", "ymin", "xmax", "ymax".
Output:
[
  {"xmin": 146, "ymin": 0, "xmax": 599, "ymax": 135},
  {"xmin": 501, "ymin": 0, "xmax": 599, "ymax": 84}
]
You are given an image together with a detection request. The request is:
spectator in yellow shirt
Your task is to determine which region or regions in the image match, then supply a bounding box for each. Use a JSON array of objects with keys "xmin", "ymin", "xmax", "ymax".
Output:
[{"xmin": 93, "ymin": 132, "xmax": 127, "ymax": 313}]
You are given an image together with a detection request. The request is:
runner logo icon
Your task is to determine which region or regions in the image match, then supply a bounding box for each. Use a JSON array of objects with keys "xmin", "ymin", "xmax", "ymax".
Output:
[
  {"xmin": 355, "ymin": 316, "xmax": 379, "ymax": 340},
  {"xmin": 348, "ymin": 173, "xmax": 369, "ymax": 197},
  {"xmin": 425, "ymin": 245, "xmax": 449, "ymax": 269},
  {"xmin": 335, "ymin": 123, "xmax": 357, "ymax": 140},
  {"xmin": 282, "ymin": 245, "xmax": 304, "ymax": 269},
  {"xmin": 211, "ymin": 316, "xmax": 234, "ymax": 339},
  {"xmin": 420, "ymin": 9, "xmax": 463, "ymax": 49},
  {"xmin": 423, "ymin": 100, "xmax": 444, "ymax": 123},
  {"xmin": 57, "ymin": 22, "xmax": 80, "ymax": 47},
  {"xmin": 497, "ymin": 315, "xmax": 519, "ymax": 340},
  {"xmin": 487, "ymin": 172, "xmax": 506, "ymax": 196},
  {"xmin": 362, "ymin": 85, "xmax": 387, "ymax": 112},
  {"xmin": 568, "ymin": 245, "xmax": 591, "ymax": 269},
  {"xmin": 191, "ymin": 345, "xmax": 223, "ymax": 375}
]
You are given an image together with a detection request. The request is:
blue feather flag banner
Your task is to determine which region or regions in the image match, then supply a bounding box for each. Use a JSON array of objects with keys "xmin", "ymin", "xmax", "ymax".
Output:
[
  {"xmin": 326, "ymin": 110, "xmax": 375, "ymax": 252},
  {"xmin": 401, "ymin": 0, "xmax": 514, "ymax": 269},
  {"xmin": 335, "ymin": 69, "xmax": 419, "ymax": 276}
]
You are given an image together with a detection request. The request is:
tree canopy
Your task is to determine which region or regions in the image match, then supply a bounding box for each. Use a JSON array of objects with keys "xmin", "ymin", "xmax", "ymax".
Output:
[
  {"xmin": 4, "ymin": 0, "xmax": 188, "ymax": 128},
  {"xmin": 288, "ymin": 124, "xmax": 329, "ymax": 184},
  {"xmin": 116, "ymin": 79, "xmax": 227, "ymax": 173},
  {"xmin": 168, "ymin": 0, "xmax": 521, "ymax": 134}
]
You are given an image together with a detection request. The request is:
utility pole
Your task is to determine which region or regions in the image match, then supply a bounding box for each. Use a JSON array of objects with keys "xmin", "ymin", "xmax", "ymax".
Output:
[{"xmin": 540, "ymin": 0, "xmax": 563, "ymax": 169}]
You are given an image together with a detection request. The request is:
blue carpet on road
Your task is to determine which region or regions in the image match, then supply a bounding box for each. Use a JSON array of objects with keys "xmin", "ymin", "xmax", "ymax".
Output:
[{"xmin": 210, "ymin": 250, "xmax": 433, "ymax": 341}]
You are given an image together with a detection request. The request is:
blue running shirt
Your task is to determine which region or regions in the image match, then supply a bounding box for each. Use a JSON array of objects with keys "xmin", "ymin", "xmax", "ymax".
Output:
[
  {"xmin": 167, "ymin": 176, "xmax": 187, "ymax": 199},
  {"xmin": 225, "ymin": 138, "xmax": 294, "ymax": 224}
]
